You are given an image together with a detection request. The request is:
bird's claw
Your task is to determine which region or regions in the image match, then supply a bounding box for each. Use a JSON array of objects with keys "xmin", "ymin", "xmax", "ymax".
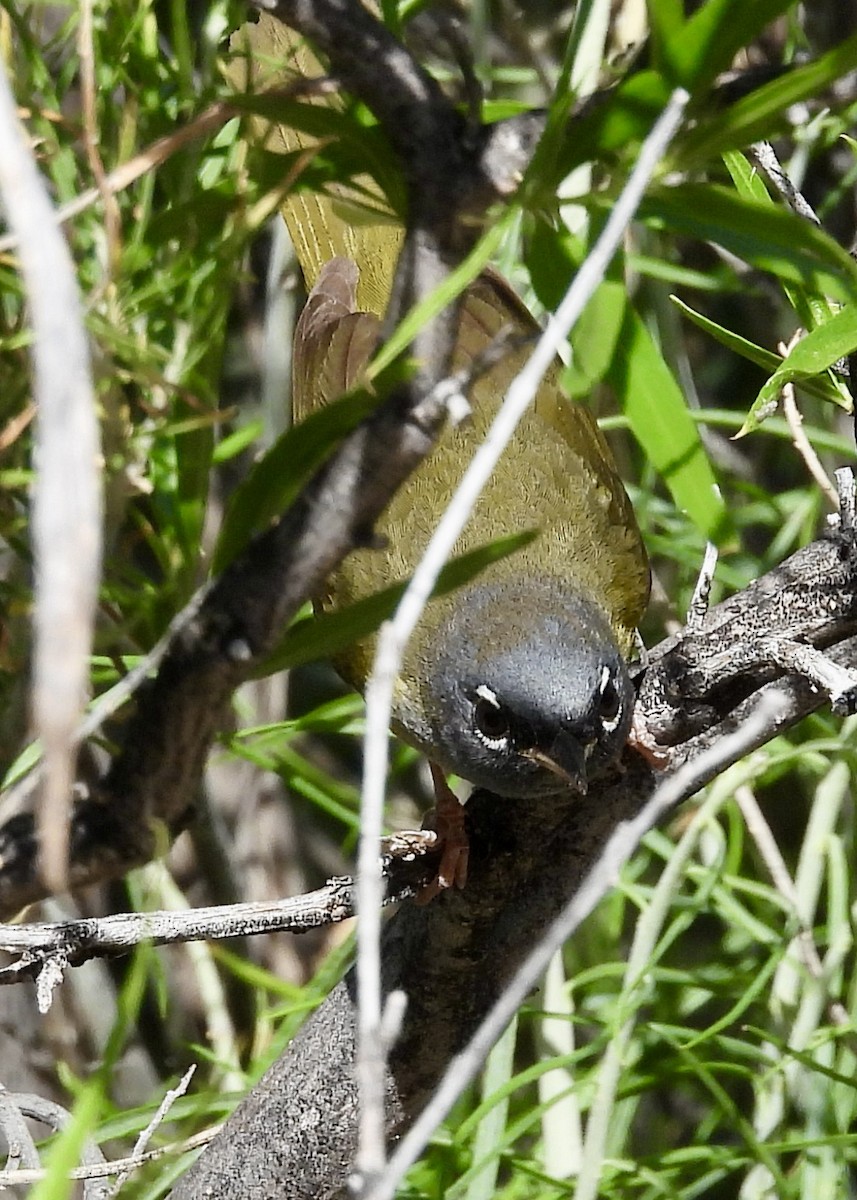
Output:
[{"xmin": 414, "ymin": 765, "xmax": 470, "ymax": 905}]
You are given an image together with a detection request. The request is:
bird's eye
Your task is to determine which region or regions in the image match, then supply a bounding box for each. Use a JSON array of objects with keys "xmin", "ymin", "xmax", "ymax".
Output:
[
  {"xmin": 598, "ymin": 668, "xmax": 622, "ymax": 729},
  {"xmin": 472, "ymin": 688, "xmax": 510, "ymax": 747}
]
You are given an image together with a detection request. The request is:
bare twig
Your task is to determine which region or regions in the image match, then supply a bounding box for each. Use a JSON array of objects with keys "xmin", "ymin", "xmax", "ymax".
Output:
[
  {"xmin": 0, "ymin": 1121, "xmax": 218, "ymax": 1188},
  {"xmin": 0, "ymin": 58, "xmax": 103, "ymax": 890},
  {"xmin": 0, "ymin": 1084, "xmax": 40, "ymax": 1172},
  {"xmin": 0, "ymin": 843, "xmax": 439, "ymax": 982},
  {"xmin": 780, "ymin": 373, "xmax": 839, "ymax": 508},
  {"xmin": 108, "ymin": 1066, "xmax": 197, "ymax": 1197},
  {"xmin": 687, "ymin": 542, "xmax": 719, "ymax": 631},
  {"xmin": 0, "ymin": 1093, "xmax": 108, "ymax": 1200},
  {"xmin": 751, "ymin": 140, "xmax": 822, "ymax": 226}
]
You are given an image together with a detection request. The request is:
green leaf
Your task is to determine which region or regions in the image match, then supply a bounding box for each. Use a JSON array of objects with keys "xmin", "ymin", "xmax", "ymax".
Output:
[
  {"xmin": 233, "ymin": 92, "xmax": 375, "ymax": 143},
  {"xmin": 525, "ymin": 218, "xmax": 625, "ymax": 395},
  {"xmin": 526, "ymin": 217, "xmax": 727, "ymax": 540},
  {"xmin": 607, "ymin": 304, "xmax": 730, "ymax": 544},
  {"xmin": 638, "ymin": 184, "xmax": 857, "ymax": 302},
  {"xmin": 661, "ymin": 0, "xmax": 793, "ymax": 91},
  {"xmin": 213, "ymin": 387, "xmax": 378, "ymax": 574},
  {"xmin": 549, "ymin": 70, "xmax": 672, "ymax": 182},
  {"xmin": 677, "ymin": 31, "xmax": 857, "ymax": 166},
  {"xmin": 367, "ymin": 212, "xmax": 515, "ymax": 376},
  {"xmin": 744, "ymin": 305, "xmax": 857, "ymax": 435},
  {"xmin": 233, "ymin": 93, "xmax": 405, "ymax": 218},
  {"xmin": 562, "ymin": 279, "xmax": 627, "ymax": 398},
  {"xmin": 647, "ymin": 0, "xmax": 686, "ymax": 78},
  {"xmin": 671, "ymin": 296, "xmax": 851, "ymax": 409},
  {"xmin": 721, "ymin": 148, "xmax": 769, "ymax": 205},
  {"xmin": 723, "ymin": 149, "xmax": 838, "ymax": 333},
  {"xmin": 255, "ymin": 531, "xmax": 537, "ymax": 676},
  {"xmin": 551, "ymin": 0, "xmax": 798, "ymax": 182},
  {"xmin": 668, "ymin": 297, "xmax": 788, "ymax": 370},
  {"xmin": 212, "ymin": 419, "xmax": 264, "ymax": 465}
]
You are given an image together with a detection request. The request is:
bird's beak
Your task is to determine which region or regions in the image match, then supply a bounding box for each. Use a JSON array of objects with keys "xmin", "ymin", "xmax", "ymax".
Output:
[{"xmin": 523, "ymin": 731, "xmax": 590, "ymax": 794}]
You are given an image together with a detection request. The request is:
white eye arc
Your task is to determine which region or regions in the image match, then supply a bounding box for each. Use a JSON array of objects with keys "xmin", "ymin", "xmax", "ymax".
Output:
[
  {"xmin": 597, "ymin": 666, "xmax": 623, "ymax": 733},
  {"xmin": 472, "ymin": 685, "xmax": 511, "ymax": 749}
]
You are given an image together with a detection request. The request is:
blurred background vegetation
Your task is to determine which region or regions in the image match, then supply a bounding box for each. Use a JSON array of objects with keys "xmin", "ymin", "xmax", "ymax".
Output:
[{"xmin": 2, "ymin": 1, "xmax": 857, "ymax": 1196}]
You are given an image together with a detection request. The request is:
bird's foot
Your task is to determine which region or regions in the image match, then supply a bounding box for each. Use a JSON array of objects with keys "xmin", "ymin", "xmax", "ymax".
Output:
[
  {"xmin": 628, "ymin": 710, "xmax": 672, "ymax": 768},
  {"xmin": 414, "ymin": 764, "xmax": 469, "ymax": 905}
]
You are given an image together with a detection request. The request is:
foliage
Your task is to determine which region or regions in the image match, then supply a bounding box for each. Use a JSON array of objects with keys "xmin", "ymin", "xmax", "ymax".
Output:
[{"xmin": 2, "ymin": 0, "xmax": 857, "ymax": 1197}]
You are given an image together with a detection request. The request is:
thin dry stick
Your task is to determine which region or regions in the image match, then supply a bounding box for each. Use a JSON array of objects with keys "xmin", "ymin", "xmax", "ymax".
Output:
[
  {"xmin": 0, "ymin": 1092, "xmax": 107, "ymax": 1194},
  {"xmin": 778, "ymin": 338, "xmax": 839, "ymax": 508},
  {"xmin": 0, "ymin": 59, "xmax": 102, "ymax": 891},
  {"xmin": 108, "ymin": 1065, "xmax": 197, "ymax": 1197},
  {"xmin": 0, "ymin": 1123, "xmax": 219, "ymax": 1188},
  {"xmin": 752, "ymin": 140, "xmax": 822, "ymax": 226},
  {"xmin": 0, "ymin": 402, "xmax": 35, "ymax": 451},
  {"xmin": 782, "ymin": 380, "xmax": 837, "ymax": 507},
  {"xmin": 686, "ymin": 541, "xmax": 719, "ymax": 631},
  {"xmin": 354, "ymin": 85, "xmax": 690, "ymax": 1192},
  {"xmin": 0, "ymin": 884, "xmax": 358, "ymax": 973},
  {"xmin": 0, "ymin": 1083, "xmax": 40, "ymax": 1172},
  {"xmin": 0, "ymin": 833, "xmax": 437, "ymax": 983}
]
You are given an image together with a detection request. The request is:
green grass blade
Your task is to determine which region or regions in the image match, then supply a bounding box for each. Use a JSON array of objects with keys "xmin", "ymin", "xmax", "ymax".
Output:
[
  {"xmin": 608, "ymin": 303, "xmax": 730, "ymax": 543},
  {"xmin": 671, "ymin": 296, "xmax": 851, "ymax": 408},
  {"xmin": 256, "ymin": 530, "xmax": 537, "ymax": 675},
  {"xmin": 677, "ymin": 31, "xmax": 857, "ymax": 166},
  {"xmin": 213, "ymin": 387, "xmax": 378, "ymax": 574},
  {"xmin": 639, "ymin": 184, "xmax": 857, "ymax": 302},
  {"xmin": 745, "ymin": 305, "xmax": 857, "ymax": 434}
]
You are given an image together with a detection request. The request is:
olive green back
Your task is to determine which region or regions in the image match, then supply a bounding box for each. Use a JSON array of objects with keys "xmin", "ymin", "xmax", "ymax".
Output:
[{"xmin": 292, "ymin": 260, "xmax": 650, "ymax": 686}]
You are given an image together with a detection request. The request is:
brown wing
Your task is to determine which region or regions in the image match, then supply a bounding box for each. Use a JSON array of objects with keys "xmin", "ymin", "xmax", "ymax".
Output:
[{"xmin": 292, "ymin": 257, "xmax": 380, "ymax": 423}]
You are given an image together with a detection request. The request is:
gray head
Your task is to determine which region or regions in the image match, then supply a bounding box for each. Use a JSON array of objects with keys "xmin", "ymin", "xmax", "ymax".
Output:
[{"xmin": 421, "ymin": 576, "xmax": 634, "ymax": 798}]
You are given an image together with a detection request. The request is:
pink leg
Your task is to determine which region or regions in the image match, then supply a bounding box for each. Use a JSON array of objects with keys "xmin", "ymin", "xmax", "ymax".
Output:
[{"xmin": 415, "ymin": 763, "xmax": 469, "ymax": 904}]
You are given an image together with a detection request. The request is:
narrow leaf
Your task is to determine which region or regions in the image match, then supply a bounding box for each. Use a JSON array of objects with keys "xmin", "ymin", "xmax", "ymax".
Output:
[
  {"xmin": 678, "ymin": 31, "xmax": 857, "ymax": 166},
  {"xmin": 527, "ymin": 219, "xmax": 726, "ymax": 540},
  {"xmin": 664, "ymin": 0, "xmax": 793, "ymax": 91},
  {"xmin": 551, "ymin": 70, "xmax": 672, "ymax": 181},
  {"xmin": 608, "ymin": 304, "xmax": 730, "ymax": 543},
  {"xmin": 639, "ymin": 184, "xmax": 857, "ymax": 302},
  {"xmin": 722, "ymin": 149, "xmax": 836, "ymax": 335},
  {"xmin": 256, "ymin": 531, "xmax": 537, "ymax": 676},
  {"xmin": 671, "ymin": 297, "xmax": 853, "ymax": 410},
  {"xmin": 213, "ymin": 387, "xmax": 378, "ymax": 574},
  {"xmin": 743, "ymin": 306, "xmax": 857, "ymax": 435}
]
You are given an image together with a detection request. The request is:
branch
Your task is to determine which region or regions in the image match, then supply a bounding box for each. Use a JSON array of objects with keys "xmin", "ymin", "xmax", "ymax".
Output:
[{"xmin": 0, "ymin": 838, "xmax": 438, "ymax": 988}]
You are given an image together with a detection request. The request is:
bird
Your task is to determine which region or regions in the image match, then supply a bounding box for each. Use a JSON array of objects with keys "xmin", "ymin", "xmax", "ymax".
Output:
[
  {"xmin": 291, "ymin": 256, "xmax": 650, "ymax": 893},
  {"xmin": 237, "ymin": 12, "xmax": 650, "ymax": 891}
]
